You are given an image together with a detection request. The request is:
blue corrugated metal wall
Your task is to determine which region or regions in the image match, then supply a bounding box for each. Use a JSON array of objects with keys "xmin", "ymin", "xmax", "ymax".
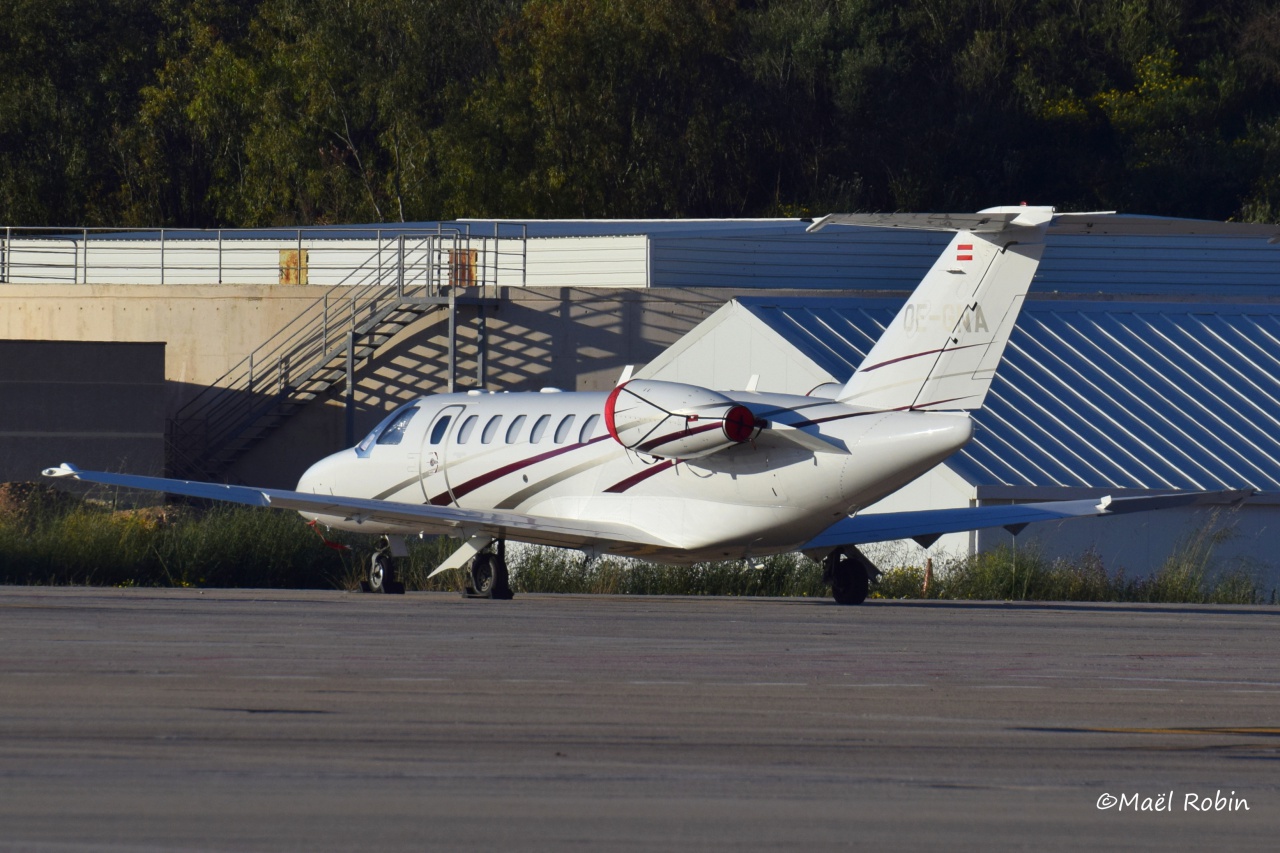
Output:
[
  {"xmin": 740, "ymin": 297, "xmax": 1280, "ymax": 492},
  {"xmin": 653, "ymin": 229, "xmax": 1280, "ymax": 296}
]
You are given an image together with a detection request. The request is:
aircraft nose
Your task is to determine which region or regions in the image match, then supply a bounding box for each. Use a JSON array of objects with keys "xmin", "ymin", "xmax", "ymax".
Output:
[{"xmin": 297, "ymin": 453, "xmax": 342, "ymax": 495}]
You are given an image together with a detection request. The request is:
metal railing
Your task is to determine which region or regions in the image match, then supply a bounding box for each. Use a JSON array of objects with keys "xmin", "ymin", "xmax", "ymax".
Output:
[
  {"xmin": 0, "ymin": 223, "xmax": 528, "ymax": 287},
  {"xmin": 164, "ymin": 229, "xmax": 514, "ymax": 478}
]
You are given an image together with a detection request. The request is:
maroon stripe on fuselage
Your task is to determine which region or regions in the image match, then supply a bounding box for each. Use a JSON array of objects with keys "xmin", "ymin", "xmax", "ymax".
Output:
[
  {"xmin": 603, "ymin": 459, "xmax": 677, "ymax": 494},
  {"xmin": 428, "ymin": 434, "xmax": 613, "ymax": 505}
]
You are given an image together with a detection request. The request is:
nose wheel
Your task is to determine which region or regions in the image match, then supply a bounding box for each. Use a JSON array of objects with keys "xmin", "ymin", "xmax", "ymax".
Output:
[{"xmin": 361, "ymin": 537, "xmax": 406, "ymax": 594}]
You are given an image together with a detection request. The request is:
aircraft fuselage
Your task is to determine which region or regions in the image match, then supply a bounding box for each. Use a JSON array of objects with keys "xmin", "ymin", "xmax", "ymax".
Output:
[{"xmin": 297, "ymin": 389, "xmax": 973, "ymax": 562}]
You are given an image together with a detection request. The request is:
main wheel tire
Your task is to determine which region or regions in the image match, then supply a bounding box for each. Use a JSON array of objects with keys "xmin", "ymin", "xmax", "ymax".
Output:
[
  {"xmin": 830, "ymin": 553, "xmax": 870, "ymax": 605},
  {"xmin": 367, "ymin": 551, "xmax": 392, "ymax": 594},
  {"xmin": 490, "ymin": 554, "xmax": 514, "ymax": 600},
  {"xmin": 468, "ymin": 553, "xmax": 496, "ymax": 598}
]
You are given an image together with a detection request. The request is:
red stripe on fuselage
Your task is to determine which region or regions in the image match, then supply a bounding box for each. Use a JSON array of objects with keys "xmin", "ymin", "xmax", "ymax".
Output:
[
  {"xmin": 603, "ymin": 459, "xmax": 677, "ymax": 494},
  {"xmin": 428, "ymin": 434, "xmax": 613, "ymax": 505}
]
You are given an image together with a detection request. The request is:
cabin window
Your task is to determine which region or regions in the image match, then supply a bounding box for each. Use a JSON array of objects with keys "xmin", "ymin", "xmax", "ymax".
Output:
[
  {"xmin": 554, "ymin": 414, "xmax": 576, "ymax": 444},
  {"xmin": 481, "ymin": 415, "xmax": 503, "ymax": 444},
  {"xmin": 505, "ymin": 414, "xmax": 526, "ymax": 443},
  {"xmin": 457, "ymin": 414, "xmax": 479, "ymax": 444},
  {"xmin": 530, "ymin": 414, "xmax": 551, "ymax": 443},
  {"xmin": 429, "ymin": 414, "xmax": 453, "ymax": 445},
  {"xmin": 376, "ymin": 407, "xmax": 418, "ymax": 446},
  {"xmin": 579, "ymin": 414, "xmax": 601, "ymax": 443}
]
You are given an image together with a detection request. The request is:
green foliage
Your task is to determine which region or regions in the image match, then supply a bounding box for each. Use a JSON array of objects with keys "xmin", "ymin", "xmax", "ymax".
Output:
[
  {"xmin": 871, "ymin": 512, "xmax": 1271, "ymax": 605},
  {"xmin": 507, "ymin": 547, "xmax": 828, "ymax": 596},
  {"xmin": 0, "ymin": 0, "xmax": 162, "ymax": 225},
  {"xmin": 0, "ymin": 493, "xmax": 357, "ymax": 588},
  {"xmin": 0, "ymin": 488, "xmax": 1273, "ymax": 605},
  {"xmin": 3, "ymin": 0, "xmax": 1279, "ymax": 225}
]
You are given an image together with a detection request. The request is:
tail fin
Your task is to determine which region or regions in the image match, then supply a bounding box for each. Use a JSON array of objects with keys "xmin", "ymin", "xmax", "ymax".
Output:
[{"xmin": 816, "ymin": 207, "xmax": 1053, "ymax": 411}]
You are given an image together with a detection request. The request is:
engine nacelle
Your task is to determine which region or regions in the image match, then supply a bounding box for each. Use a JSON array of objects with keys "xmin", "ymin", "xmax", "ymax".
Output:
[{"xmin": 604, "ymin": 380, "xmax": 761, "ymax": 460}]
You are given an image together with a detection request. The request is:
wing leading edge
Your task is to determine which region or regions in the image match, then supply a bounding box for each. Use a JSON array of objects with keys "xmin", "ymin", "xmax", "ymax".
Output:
[
  {"xmin": 41, "ymin": 464, "xmax": 674, "ymax": 553},
  {"xmin": 804, "ymin": 491, "xmax": 1252, "ymax": 552}
]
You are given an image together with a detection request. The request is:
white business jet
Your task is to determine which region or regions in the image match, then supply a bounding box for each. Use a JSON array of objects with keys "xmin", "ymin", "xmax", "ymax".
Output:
[{"xmin": 46, "ymin": 207, "xmax": 1269, "ymax": 603}]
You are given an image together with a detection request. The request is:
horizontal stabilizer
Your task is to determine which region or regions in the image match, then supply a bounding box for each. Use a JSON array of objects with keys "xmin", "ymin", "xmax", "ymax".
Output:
[
  {"xmin": 809, "ymin": 210, "xmax": 1280, "ymax": 241},
  {"xmin": 804, "ymin": 490, "xmax": 1252, "ymax": 551}
]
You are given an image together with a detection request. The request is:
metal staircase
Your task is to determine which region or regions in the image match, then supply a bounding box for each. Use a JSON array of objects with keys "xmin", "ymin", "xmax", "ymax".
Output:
[{"xmin": 166, "ymin": 232, "xmax": 505, "ymax": 480}]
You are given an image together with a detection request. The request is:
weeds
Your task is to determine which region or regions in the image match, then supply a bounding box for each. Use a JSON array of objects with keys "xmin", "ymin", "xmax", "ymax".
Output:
[
  {"xmin": 1, "ymin": 483, "xmax": 1273, "ymax": 604},
  {"xmin": 507, "ymin": 547, "xmax": 827, "ymax": 597},
  {"xmin": 0, "ymin": 486, "xmax": 355, "ymax": 588},
  {"xmin": 872, "ymin": 512, "xmax": 1270, "ymax": 604}
]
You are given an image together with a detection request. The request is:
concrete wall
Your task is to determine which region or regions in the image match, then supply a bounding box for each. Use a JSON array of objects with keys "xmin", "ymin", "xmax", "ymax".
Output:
[
  {"xmin": 0, "ymin": 282, "xmax": 759, "ymax": 486},
  {"xmin": 0, "ymin": 340, "xmax": 165, "ymax": 483},
  {"xmin": 0, "ymin": 284, "xmax": 326, "ymax": 413}
]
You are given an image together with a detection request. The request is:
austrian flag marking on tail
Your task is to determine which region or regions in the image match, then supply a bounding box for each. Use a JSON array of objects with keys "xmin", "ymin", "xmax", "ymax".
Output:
[{"xmin": 956, "ymin": 243, "xmax": 974, "ymax": 262}]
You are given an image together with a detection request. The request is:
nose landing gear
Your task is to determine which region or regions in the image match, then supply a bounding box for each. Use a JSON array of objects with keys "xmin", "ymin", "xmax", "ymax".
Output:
[{"xmin": 361, "ymin": 535, "xmax": 406, "ymax": 594}]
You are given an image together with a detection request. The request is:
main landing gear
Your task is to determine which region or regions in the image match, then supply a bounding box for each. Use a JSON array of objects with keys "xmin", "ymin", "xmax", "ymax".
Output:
[
  {"xmin": 463, "ymin": 540, "xmax": 513, "ymax": 600},
  {"xmin": 361, "ymin": 535, "xmax": 406, "ymax": 594},
  {"xmin": 824, "ymin": 547, "xmax": 877, "ymax": 605},
  {"xmin": 358, "ymin": 534, "xmax": 514, "ymax": 599}
]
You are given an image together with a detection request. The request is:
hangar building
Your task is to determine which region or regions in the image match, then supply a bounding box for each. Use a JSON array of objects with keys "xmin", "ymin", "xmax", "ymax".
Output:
[{"xmin": 3, "ymin": 217, "xmax": 1278, "ymax": 581}]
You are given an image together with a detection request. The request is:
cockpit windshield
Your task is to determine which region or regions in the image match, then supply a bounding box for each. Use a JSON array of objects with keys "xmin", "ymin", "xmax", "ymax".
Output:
[{"xmin": 355, "ymin": 403, "xmax": 418, "ymax": 456}]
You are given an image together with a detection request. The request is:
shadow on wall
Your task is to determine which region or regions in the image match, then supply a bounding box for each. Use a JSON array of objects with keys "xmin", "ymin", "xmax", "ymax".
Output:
[{"xmin": 178, "ymin": 288, "xmax": 725, "ymax": 488}]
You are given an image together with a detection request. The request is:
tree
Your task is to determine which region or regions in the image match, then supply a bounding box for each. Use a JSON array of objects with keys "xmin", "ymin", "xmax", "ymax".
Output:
[
  {"xmin": 0, "ymin": 0, "xmax": 161, "ymax": 225},
  {"xmin": 440, "ymin": 0, "xmax": 757, "ymax": 218}
]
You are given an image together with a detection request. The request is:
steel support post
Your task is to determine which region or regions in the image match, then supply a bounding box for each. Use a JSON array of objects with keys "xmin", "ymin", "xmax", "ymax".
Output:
[
  {"xmin": 447, "ymin": 290, "xmax": 457, "ymax": 393},
  {"xmin": 476, "ymin": 304, "xmax": 486, "ymax": 390},
  {"xmin": 345, "ymin": 331, "xmax": 356, "ymax": 447}
]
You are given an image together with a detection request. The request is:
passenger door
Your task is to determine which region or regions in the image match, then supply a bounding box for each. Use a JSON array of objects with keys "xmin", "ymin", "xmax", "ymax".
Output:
[{"xmin": 420, "ymin": 404, "xmax": 465, "ymax": 505}]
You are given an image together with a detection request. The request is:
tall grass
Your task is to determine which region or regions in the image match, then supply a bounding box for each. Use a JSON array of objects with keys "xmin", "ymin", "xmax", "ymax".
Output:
[
  {"xmin": 1, "ymin": 484, "xmax": 1272, "ymax": 604},
  {"xmin": 873, "ymin": 512, "xmax": 1269, "ymax": 605},
  {"xmin": 0, "ymin": 484, "xmax": 357, "ymax": 588},
  {"xmin": 509, "ymin": 546, "xmax": 827, "ymax": 597}
]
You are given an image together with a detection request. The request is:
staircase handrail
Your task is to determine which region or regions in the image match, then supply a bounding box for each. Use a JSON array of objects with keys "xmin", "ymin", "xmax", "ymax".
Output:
[{"xmin": 167, "ymin": 230, "xmax": 472, "ymax": 468}]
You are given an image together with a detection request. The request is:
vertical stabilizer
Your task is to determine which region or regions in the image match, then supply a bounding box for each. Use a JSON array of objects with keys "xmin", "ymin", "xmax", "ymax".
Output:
[{"xmin": 827, "ymin": 207, "xmax": 1053, "ymax": 411}]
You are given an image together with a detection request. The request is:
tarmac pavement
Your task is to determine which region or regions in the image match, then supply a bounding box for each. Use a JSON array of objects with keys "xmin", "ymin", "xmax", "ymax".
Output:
[{"xmin": 1, "ymin": 587, "xmax": 1277, "ymax": 851}]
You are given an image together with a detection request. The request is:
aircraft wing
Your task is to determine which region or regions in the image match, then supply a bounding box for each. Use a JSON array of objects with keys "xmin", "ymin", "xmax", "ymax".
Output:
[
  {"xmin": 41, "ymin": 463, "xmax": 674, "ymax": 552},
  {"xmin": 804, "ymin": 491, "xmax": 1252, "ymax": 551}
]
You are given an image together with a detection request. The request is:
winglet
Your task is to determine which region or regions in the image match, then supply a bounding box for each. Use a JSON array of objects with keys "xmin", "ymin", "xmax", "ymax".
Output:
[{"xmin": 42, "ymin": 463, "xmax": 81, "ymax": 479}]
